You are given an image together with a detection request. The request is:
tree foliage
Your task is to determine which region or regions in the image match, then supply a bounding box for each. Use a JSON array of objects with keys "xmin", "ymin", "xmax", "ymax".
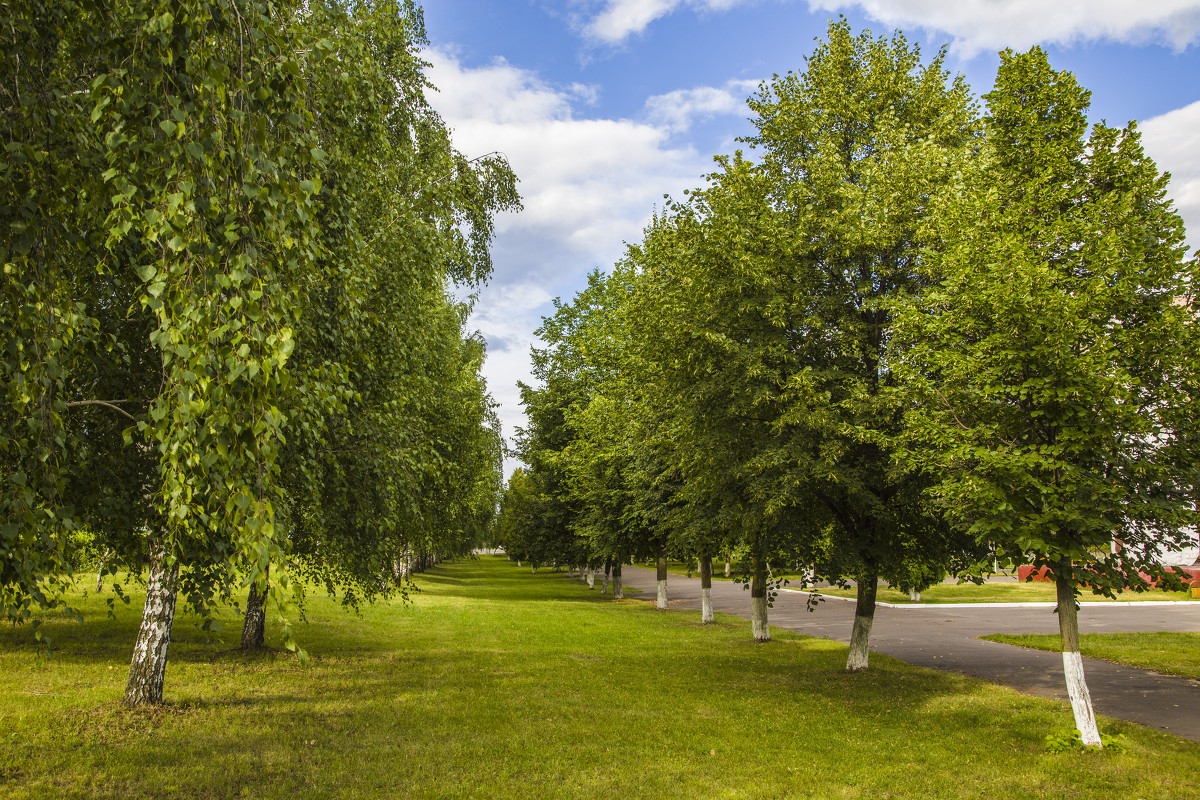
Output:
[{"xmin": 2, "ymin": 0, "xmax": 517, "ymax": 700}]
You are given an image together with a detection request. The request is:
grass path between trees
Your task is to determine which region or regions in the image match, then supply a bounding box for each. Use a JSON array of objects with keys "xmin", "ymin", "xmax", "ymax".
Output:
[
  {"xmin": 982, "ymin": 632, "xmax": 1200, "ymax": 681},
  {"xmin": 2, "ymin": 556, "xmax": 1198, "ymax": 799}
]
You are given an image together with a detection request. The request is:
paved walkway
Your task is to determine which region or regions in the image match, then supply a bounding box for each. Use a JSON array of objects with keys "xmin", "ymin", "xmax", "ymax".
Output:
[{"xmin": 617, "ymin": 565, "xmax": 1200, "ymax": 741}]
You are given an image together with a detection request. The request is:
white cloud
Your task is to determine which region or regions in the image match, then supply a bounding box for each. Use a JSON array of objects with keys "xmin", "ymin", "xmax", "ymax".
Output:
[
  {"xmin": 583, "ymin": 0, "xmax": 749, "ymax": 44},
  {"xmin": 645, "ymin": 79, "xmax": 760, "ymax": 132},
  {"xmin": 1141, "ymin": 100, "xmax": 1200, "ymax": 258},
  {"xmin": 573, "ymin": 0, "xmax": 1200, "ymax": 54},
  {"xmin": 425, "ymin": 49, "xmax": 746, "ymax": 468},
  {"xmin": 811, "ymin": 0, "xmax": 1200, "ymax": 58}
]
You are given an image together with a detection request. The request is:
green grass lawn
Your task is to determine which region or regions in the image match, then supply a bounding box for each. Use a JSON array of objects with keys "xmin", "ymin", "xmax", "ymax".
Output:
[
  {"xmin": 812, "ymin": 581, "xmax": 1195, "ymax": 604},
  {"xmin": 2, "ymin": 556, "xmax": 1199, "ymax": 799},
  {"xmin": 981, "ymin": 632, "xmax": 1200, "ymax": 681},
  {"xmin": 661, "ymin": 559, "xmax": 808, "ymax": 583},
  {"xmin": 660, "ymin": 562, "xmax": 1195, "ymax": 604}
]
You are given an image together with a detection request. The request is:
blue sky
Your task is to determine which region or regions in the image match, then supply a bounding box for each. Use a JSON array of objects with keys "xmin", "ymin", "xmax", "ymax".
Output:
[{"xmin": 418, "ymin": 0, "xmax": 1200, "ymax": 472}]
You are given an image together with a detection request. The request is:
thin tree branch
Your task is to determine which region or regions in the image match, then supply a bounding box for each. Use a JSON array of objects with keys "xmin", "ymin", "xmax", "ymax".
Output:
[{"xmin": 64, "ymin": 400, "xmax": 138, "ymax": 420}]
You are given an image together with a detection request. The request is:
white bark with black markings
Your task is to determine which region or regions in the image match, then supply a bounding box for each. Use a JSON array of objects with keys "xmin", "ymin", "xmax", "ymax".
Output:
[{"xmin": 123, "ymin": 533, "xmax": 180, "ymax": 706}]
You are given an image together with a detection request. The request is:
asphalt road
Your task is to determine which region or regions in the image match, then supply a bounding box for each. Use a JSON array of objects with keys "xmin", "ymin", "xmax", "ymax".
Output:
[{"xmin": 617, "ymin": 564, "xmax": 1200, "ymax": 742}]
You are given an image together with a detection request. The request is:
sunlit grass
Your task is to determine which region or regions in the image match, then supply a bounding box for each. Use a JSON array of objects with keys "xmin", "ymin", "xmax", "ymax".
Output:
[
  {"xmin": 2, "ymin": 556, "xmax": 1198, "ymax": 799},
  {"xmin": 982, "ymin": 632, "xmax": 1200, "ymax": 681},
  {"xmin": 662, "ymin": 562, "xmax": 1194, "ymax": 604},
  {"xmin": 812, "ymin": 582, "xmax": 1194, "ymax": 604}
]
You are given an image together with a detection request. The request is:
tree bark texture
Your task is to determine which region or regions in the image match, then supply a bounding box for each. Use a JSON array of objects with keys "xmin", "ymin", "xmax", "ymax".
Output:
[
  {"xmin": 700, "ymin": 555, "xmax": 714, "ymax": 624},
  {"xmin": 1057, "ymin": 568, "xmax": 1102, "ymax": 746},
  {"xmin": 613, "ymin": 562, "xmax": 623, "ymax": 599},
  {"xmin": 751, "ymin": 554, "xmax": 769, "ymax": 642},
  {"xmin": 123, "ymin": 532, "xmax": 181, "ymax": 706},
  {"xmin": 656, "ymin": 551, "xmax": 668, "ymax": 609},
  {"xmin": 846, "ymin": 573, "xmax": 878, "ymax": 671},
  {"xmin": 240, "ymin": 564, "xmax": 269, "ymax": 650},
  {"xmin": 602, "ymin": 557, "xmax": 611, "ymax": 594},
  {"xmin": 725, "ymin": 555, "xmax": 732, "ymax": 578},
  {"xmin": 586, "ymin": 567, "xmax": 595, "ymax": 589}
]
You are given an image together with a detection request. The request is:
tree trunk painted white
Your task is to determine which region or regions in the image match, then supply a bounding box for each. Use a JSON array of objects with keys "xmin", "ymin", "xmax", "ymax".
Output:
[
  {"xmin": 123, "ymin": 533, "xmax": 181, "ymax": 706},
  {"xmin": 531, "ymin": 564, "xmax": 536, "ymax": 574},
  {"xmin": 587, "ymin": 568, "xmax": 595, "ymax": 589},
  {"xmin": 909, "ymin": 588, "xmax": 921, "ymax": 602},
  {"xmin": 751, "ymin": 594, "xmax": 769, "ymax": 641},
  {"xmin": 700, "ymin": 555, "xmax": 714, "ymax": 624},
  {"xmin": 656, "ymin": 552, "xmax": 668, "ymax": 609},
  {"xmin": 613, "ymin": 562, "xmax": 623, "ymax": 599},
  {"xmin": 240, "ymin": 564, "xmax": 268, "ymax": 650},
  {"xmin": 601, "ymin": 557, "xmax": 611, "ymax": 594},
  {"xmin": 1057, "ymin": 571, "xmax": 1102, "ymax": 746},
  {"xmin": 725, "ymin": 555, "xmax": 732, "ymax": 578},
  {"xmin": 846, "ymin": 573, "xmax": 878, "ymax": 672},
  {"xmin": 516, "ymin": 560, "xmax": 521, "ymax": 567},
  {"xmin": 751, "ymin": 554, "xmax": 769, "ymax": 642}
]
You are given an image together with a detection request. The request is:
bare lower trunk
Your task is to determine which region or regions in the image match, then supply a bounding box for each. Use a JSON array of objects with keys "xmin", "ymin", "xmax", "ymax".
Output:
[
  {"xmin": 909, "ymin": 589, "xmax": 921, "ymax": 602},
  {"xmin": 96, "ymin": 547, "xmax": 111, "ymax": 592},
  {"xmin": 700, "ymin": 555, "xmax": 714, "ymax": 624},
  {"xmin": 241, "ymin": 564, "xmax": 269, "ymax": 650},
  {"xmin": 751, "ymin": 554, "xmax": 769, "ymax": 642},
  {"xmin": 531, "ymin": 563, "xmax": 536, "ymax": 574},
  {"xmin": 846, "ymin": 572, "xmax": 877, "ymax": 672},
  {"xmin": 517, "ymin": 559, "xmax": 521, "ymax": 567},
  {"xmin": 1057, "ymin": 569, "xmax": 1101, "ymax": 746},
  {"xmin": 725, "ymin": 555, "xmax": 731, "ymax": 578},
  {"xmin": 123, "ymin": 533, "xmax": 180, "ymax": 706},
  {"xmin": 613, "ymin": 562, "xmax": 623, "ymax": 599},
  {"xmin": 586, "ymin": 568, "xmax": 595, "ymax": 589},
  {"xmin": 602, "ymin": 557, "xmax": 611, "ymax": 594},
  {"xmin": 656, "ymin": 551, "xmax": 668, "ymax": 610}
]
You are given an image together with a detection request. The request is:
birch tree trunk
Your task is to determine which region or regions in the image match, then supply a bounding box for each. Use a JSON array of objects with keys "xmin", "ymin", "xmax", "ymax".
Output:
[
  {"xmin": 1057, "ymin": 568, "xmax": 1102, "ymax": 746},
  {"xmin": 846, "ymin": 571, "xmax": 877, "ymax": 671},
  {"xmin": 240, "ymin": 564, "xmax": 269, "ymax": 650},
  {"xmin": 96, "ymin": 548, "xmax": 111, "ymax": 592},
  {"xmin": 700, "ymin": 555, "xmax": 714, "ymax": 624},
  {"xmin": 123, "ymin": 532, "xmax": 181, "ymax": 706},
  {"xmin": 751, "ymin": 553, "xmax": 769, "ymax": 642},
  {"xmin": 656, "ymin": 550, "xmax": 668, "ymax": 609},
  {"xmin": 613, "ymin": 562, "xmax": 623, "ymax": 599}
]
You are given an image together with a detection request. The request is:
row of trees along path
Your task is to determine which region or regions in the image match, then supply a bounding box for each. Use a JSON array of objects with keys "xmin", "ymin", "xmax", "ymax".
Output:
[
  {"xmin": 497, "ymin": 22, "xmax": 1200, "ymax": 749},
  {"xmin": 3, "ymin": 0, "xmax": 517, "ymax": 706}
]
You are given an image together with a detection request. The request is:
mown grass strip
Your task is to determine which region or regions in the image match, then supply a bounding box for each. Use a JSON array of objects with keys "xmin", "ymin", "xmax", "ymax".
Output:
[
  {"xmin": 982, "ymin": 632, "xmax": 1200, "ymax": 681},
  {"xmin": 2, "ymin": 556, "xmax": 1198, "ymax": 799},
  {"xmin": 662, "ymin": 561, "xmax": 1194, "ymax": 604},
  {"xmin": 811, "ymin": 582, "xmax": 1193, "ymax": 604}
]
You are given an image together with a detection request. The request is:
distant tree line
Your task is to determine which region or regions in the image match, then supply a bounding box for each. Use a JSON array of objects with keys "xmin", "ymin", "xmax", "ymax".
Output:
[
  {"xmin": 1, "ymin": 0, "xmax": 517, "ymax": 705},
  {"xmin": 495, "ymin": 21, "xmax": 1200, "ymax": 748}
]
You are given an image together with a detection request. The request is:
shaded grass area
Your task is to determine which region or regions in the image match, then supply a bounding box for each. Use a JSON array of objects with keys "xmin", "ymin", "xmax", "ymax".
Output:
[
  {"xmin": 814, "ymin": 582, "xmax": 1195, "ymax": 604},
  {"xmin": 1, "ymin": 556, "xmax": 1198, "ymax": 799},
  {"xmin": 982, "ymin": 632, "xmax": 1200, "ymax": 681}
]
